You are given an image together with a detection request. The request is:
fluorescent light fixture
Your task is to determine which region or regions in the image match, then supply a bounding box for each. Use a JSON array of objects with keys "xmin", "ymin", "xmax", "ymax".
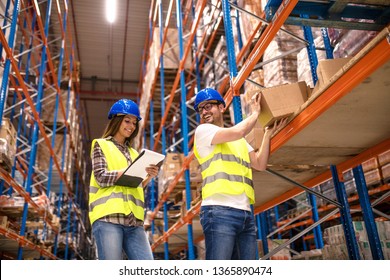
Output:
[{"xmin": 106, "ymin": 0, "xmax": 117, "ymax": 23}]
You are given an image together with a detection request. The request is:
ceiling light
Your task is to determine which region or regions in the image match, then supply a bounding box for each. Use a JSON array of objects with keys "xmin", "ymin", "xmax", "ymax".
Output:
[{"xmin": 106, "ymin": 0, "xmax": 117, "ymax": 23}]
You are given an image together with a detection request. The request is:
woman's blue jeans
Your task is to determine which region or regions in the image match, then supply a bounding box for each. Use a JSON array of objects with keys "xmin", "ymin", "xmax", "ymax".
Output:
[
  {"xmin": 200, "ymin": 205, "xmax": 257, "ymax": 260},
  {"xmin": 92, "ymin": 220, "xmax": 153, "ymax": 260}
]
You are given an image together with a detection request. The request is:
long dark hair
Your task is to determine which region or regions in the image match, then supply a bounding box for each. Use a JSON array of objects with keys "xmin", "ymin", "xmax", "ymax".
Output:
[{"xmin": 101, "ymin": 115, "xmax": 139, "ymax": 147}]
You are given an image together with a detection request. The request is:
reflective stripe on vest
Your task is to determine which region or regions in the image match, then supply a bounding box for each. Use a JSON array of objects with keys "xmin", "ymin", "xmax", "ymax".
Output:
[
  {"xmin": 194, "ymin": 137, "xmax": 255, "ymax": 204},
  {"xmin": 88, "ymin": 139, "xmax": 145, "ymax": 225},
  {"xmin": 199, "ymin": 152, "xmax": 252, "ymax": 172}
]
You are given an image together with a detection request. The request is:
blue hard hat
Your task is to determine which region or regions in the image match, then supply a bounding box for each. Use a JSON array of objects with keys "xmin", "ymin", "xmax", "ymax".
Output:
[
  {"xmin": 108, "ymin": 99, "xmax": 142, "ymax": 121},
  {"xmin": 194, "ymin": 88, "xmax": 225, "ymax": 111}
]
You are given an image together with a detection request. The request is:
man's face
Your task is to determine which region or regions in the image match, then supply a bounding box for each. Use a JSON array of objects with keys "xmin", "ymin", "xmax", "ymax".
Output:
[{"xmin": 197, "ymin": 101, "xmax": 222, "ymax": 125}]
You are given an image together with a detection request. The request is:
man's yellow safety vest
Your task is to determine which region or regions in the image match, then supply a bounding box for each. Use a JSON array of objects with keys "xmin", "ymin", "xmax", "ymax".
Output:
[{"xmin": 194, "ymin": 137, "xmax": 255, "ymax": 204}]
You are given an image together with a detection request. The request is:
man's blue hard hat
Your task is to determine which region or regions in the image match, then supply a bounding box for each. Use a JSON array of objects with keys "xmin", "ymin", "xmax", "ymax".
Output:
[
  {"xmin": 194, "ymin": 88, "xmax": 225, "ymax": 111},
  {"xmin": 108, "ymin": 99, "xmax": 142, "ymax": 121}
]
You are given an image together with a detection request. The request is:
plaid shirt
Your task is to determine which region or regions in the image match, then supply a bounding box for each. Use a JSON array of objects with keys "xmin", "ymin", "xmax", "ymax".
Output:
[{"xmin": 92, "ymin": 137, "xmax": 143, "ymax": 226}]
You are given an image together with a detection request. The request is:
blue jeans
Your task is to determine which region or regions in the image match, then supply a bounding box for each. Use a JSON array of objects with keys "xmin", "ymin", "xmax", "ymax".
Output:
[
  {"xmin": 200, "ymin": 205, "xmax": 257, "ymax": 260},
  {"xmin": 92, "ymin": 220, "xmax": 153, "ymax": 260}
]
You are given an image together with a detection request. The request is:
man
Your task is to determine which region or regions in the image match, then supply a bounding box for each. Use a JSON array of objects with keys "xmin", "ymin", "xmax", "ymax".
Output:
[{"xmin": 193, "ymin": 88, "xmax": 286, "ymax": 260}]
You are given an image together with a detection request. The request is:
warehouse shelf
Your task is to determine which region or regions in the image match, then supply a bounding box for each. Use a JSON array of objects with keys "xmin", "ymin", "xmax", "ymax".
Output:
[
  {"xmin": 138, "ymin": 0, "xmax": 389, "ymax": 260},
  {"xmin": 276, "ymin": 183, "xmax": 390, "ymax": 227},
  {"xmin": 0, "ymin": 0, "xmax": 91, "ymax": 259},
  {"xmin": 264, "ymin": 0, "xmax": 390, "ymax": 31}
]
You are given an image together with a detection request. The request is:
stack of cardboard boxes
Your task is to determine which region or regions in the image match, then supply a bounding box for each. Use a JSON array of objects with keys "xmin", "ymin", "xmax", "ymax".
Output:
[
  {"xmin": 322, "ymin": 221, "xmax": 390, "ymax": 259},
  {"xmin": 158, "ymin": 153, "xmax": 202, "ymax": 205}
]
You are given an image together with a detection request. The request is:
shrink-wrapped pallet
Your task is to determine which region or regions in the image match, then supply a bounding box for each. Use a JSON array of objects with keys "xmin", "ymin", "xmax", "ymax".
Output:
[{"xmin": 263, "ymin": 25, "xmax": 303, "ymax": 87}]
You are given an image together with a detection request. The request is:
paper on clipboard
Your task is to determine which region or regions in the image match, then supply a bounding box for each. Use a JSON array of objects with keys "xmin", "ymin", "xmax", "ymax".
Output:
[{"xmin": 115, "ymin": 149, "xmax": 165, "ymax": 187}]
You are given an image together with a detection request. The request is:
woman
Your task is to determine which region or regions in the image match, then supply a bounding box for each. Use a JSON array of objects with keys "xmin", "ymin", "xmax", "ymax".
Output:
[{"xmin": 89, "ymin": 99, "xmax": 159, "ymax": 260}]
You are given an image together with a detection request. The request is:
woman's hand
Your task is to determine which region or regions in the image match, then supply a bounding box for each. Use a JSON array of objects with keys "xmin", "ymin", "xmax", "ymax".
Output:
[
  {"xmin": 145, "ymin": 164, "xmax": 160, "ymax": 178},
  {"xmin": 116, "ymin": 168, "xmax": 127, "ymax": 180}
]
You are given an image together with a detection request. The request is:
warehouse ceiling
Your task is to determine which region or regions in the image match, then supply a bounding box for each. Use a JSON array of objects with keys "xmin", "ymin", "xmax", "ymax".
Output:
[
  {"xmin": 65, "ymin": 0, "xmax": 151, "ymax": 143},
  {"xmin": 58, "ymin": 0, "xmax": 198, "ymax": 154}
]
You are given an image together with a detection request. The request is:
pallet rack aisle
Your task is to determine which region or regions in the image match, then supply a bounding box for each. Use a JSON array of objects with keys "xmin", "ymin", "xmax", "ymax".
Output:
[
  {"xmin": 0, "ymin": 0, "xmax": 92, "ymax": 259},
  {"xmin": 138, "ymin": 0, "xmax": 389, "ymax": 260}
]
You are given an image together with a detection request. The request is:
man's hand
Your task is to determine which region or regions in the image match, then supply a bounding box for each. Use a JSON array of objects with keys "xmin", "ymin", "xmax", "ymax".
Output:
[
  {"xmin": 250, "ymin": 92, "xmax": 261, "ymax": 116},
  {"xmin": 265, "ymin": 117, "xmax": 288, "ymax": 137}
]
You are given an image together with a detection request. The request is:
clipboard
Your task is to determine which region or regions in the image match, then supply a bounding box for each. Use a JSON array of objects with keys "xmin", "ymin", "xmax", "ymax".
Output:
[{"xmin": 115, "ymin": 149, "xmax": 165, "ymax": 187}]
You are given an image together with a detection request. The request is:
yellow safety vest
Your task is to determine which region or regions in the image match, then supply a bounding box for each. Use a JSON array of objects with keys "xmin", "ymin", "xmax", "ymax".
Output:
[
  {"xmin": 194, "ymin": 137, "xmax": 255, "ymax": 204},
  {"xmin": 88, "ymin": 139, "xmax": 145, "ymax": 225}
]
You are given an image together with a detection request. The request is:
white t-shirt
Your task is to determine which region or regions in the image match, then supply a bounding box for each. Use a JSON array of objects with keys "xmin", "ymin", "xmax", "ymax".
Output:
[{"xmin": 195, "ymin": 123, "xmax": 254, "ymax": 211}]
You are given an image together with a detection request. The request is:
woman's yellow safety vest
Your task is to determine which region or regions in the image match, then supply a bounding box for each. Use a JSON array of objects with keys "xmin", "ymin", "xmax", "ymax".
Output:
[
  {"xmin": 89, "ymin": 139, "xmax": 145, "ymax": 225},
  {"xmin": 194, "ymin": 137, "xmax": 255, "ymax": 204}
]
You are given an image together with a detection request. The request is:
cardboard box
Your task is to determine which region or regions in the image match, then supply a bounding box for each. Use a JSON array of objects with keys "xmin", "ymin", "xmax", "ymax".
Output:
[
  {"xmin": 189, "ymin": 156, "xmax": 202, "ymax": 183},
  {"xmin": 364, "ymin": 168, "xmax": 381, "ymax": 186},
  {"xmin": 362, "ymin": 157, "xmax": 379, "ymax": 172},
  {"xmin": 258, "ymin": 81, "xmax": 309, "ymax": 127},
  {"xmin": 378, "ymin": 150, "xmax": 390, "ymax": 166},
  {"xmin": 314, "ymin": 57, "xmax": 352, "ymax": 93},
  {"xmin": 245, "ymin": 123, "xmax": 264, "ymax": 150},
  {"xmin": 382, "ymin": 163, "xmax": 390, "ymax": 181}
]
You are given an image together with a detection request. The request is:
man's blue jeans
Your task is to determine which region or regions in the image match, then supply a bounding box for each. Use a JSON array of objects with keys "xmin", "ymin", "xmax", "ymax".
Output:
[
  {"xmin": 92, "ymin": 220, "xmax": 153, "ymax": 260},
  {"xmin": 200, "ymin": 205, "xmax": 257, "ymax": 260}
]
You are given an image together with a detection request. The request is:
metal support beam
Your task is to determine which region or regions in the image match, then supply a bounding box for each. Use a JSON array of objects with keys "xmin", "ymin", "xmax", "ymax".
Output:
[
  {"xmin": 261, "ymin": 208, "xmax": 339, "ymax": 260},
  {"xmin": 353, "ymin": 165, "xmax": 384, "ymax": 260},
  {"xmin": 331, "ymin": 165, "xmax": 360, "ymax": 260},
  {"xmin": 176, "ymin": 0, "xmax": 195, "ymax": 260},
  {"xmin": 259, "ymin": 212, "xmax": 269, "ymax": 256},
  {"xmin": 308, "ymin": 193, "xmax": 324, "ymax": 249},
  {"xmin": 266, "ymin": 168, "xmax": 342, "ymax": 208}
]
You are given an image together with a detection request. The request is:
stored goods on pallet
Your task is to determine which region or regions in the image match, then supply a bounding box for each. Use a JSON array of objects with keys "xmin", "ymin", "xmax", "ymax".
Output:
[
  {"xmin": 292, "ymin": 249, "xmax": 323, "ymax": 260},
  {"xmin": 263, "ymin": 25, "xmax": 303, "ymax": 87},
  {"xmin": 40, "ymin": 89, "xmax": 75, "ymax": 125},
  {"xmin": 151, "ymin": 28, "xmax": 192, "ymax": 70},
  {"xmin": 257, "ymin": 239, "xmax": 291, "ymax": 260},
  {"xmin": 323, "ymin": 221, "xmax": 390, "ymax": 260},
  {"xmin": 361, "ymin": 157, "xmax": 379, "ymax": 172},
  {"xmin": 0, "ymin": 118, "xmax": 17, "ymax": 171},
  {"xmin": 54, "ymin": 60, "xmax": 81, "ymax": 84},
  {"xmin": 213, "ymin": 37, "xmax": 228, "ymax": 82},
  {"xmin": 237, "ymin": 0, "xmax": 263, "ymax": 45},
  {"xmin": 330, "ymin": 20, "xmax": 378, "ymax": 58},
  {"xmin": 297, "ymin": 34, "xmax": 327, "ymax": 88},
  {"xmin": 378, "ymin": 150, "xmax": 390, "ymax": 166},
  {"xmin": 158, "ymin": 152, "xmax": 185, "ymax": 196},
  {"xmin": 158, "ymin": 153, "xmax": 202, "ymax": 203},
  {"xmin": 382, "ymin": 163, "xmax": 390, "ymax": 181},
  {"xmin": 364, "ymin": 168, "xmax": 382, "ymax": 187},
  {"xmin": 37, "ymin": 134, "xmax": 70, "ymax": 172},
  {"xmin": 180, "ymin": 189, "xmax": 201, "ymax": 218}
]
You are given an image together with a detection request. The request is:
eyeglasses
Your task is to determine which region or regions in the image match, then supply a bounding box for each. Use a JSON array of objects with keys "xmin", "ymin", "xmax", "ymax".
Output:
[{"xmin": 197, "ymin": 102, "xmax": 219, "ymax": 113}]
